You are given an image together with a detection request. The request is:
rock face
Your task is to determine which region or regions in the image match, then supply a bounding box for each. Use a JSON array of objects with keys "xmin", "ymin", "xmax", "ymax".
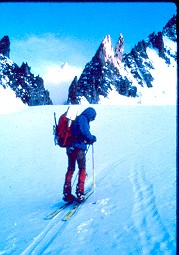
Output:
[
  {"xmin": 68, "ymin": 34, "xmax": 129, "ymax": 104},
  {"xmin": 0, "ymin": 36, "xmax": 10, "ymax": 58},
  {"xmin": 115, "ymin": 33, "xmax": 124, "ymax": 63},
  {"xmin": 68, "ymin": 15, "xmax": 176, "ymax": 104},
  {"xmin": 0, "ymin": 36, "xmax": 52, "ymax": 106}
]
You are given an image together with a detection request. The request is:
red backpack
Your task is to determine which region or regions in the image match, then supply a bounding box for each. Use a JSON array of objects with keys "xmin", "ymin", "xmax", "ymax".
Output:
[{"xmin": 53, "ymin": 107, "xmax": 78, "ymax": 147}]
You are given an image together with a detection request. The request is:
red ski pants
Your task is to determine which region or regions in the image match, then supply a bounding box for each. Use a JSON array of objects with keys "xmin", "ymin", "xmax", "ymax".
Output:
[{"xmin": 64, "ymin": 148, "xmax": 86, "ymax": 194}]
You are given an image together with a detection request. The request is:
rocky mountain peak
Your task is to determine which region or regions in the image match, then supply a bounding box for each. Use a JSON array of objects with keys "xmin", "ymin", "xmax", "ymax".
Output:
[
  {"xmin": 94, "ymin": 34, "xmax": 124, "ymax": 70},
  {"xmin": 60, "ymin": 61, "xmax": 68, "ymax": 69},
  {"xmin": 0, "ymin": 36, "xmax": 53, "ymax": 106},
  {"xmin": 95, "ymin": 34, "xmax": 115, "ymax": 64},
  {"xmin": 115, "ymin": 33, "xmax": 124, "ymax": 63},
  {"xmin": 67, "ymin": 15, "xmax": 176, "ymax": 104},
  {"xmin": 0, "ymin": 36, "xmax": 10, "ymax": 58},
  {"xmin": 19, "ymin": 62, "xmax": 31, "ymax": 75},
  {"xmin": 162, "ymin": 15, "xmax": 176, "ymax": 41},
  {"xmin": 95, "ymin": 33, "xmax": 124, "ymax": 69}
]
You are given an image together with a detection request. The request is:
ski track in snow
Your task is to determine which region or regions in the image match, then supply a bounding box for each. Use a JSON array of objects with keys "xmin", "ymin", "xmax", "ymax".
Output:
[
  {"xmin": 19, "ymin": 156, "xmax": 175, "ymax": 255},
  {"xmin": 129, "ymin": 158, "xmax": 175, "ymax": 255},
  {"xmin": 20, "ymin": 205, "xmax": 74, "ymax": 255},
  {"xmin": 20, "ymin": 190, "xmax": 93, "ymax": 255}
]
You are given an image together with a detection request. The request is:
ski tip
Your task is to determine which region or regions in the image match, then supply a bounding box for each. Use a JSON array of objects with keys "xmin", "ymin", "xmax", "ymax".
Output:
[{"xmin": 45, "ymin": 216, "xmax": 51, "ymax": 220}]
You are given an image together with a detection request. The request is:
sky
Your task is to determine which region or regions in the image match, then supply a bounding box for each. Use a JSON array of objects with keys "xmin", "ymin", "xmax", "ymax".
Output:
[{"xmin": 0, "ymin": 2, "xmax": 177, "ymax": 102}]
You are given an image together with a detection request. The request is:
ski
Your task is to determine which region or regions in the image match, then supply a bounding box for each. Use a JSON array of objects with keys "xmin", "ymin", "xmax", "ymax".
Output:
[
  {"xmin": 62, "ymin": 186, "xmax": 94, "ymax": 221},
  {"xmin": 46, "ymin": 202, "xmax": 71, "ymax": 219},
  {"xmin": 46, "ymin": 185, "xmax": 94, "ymax": 220}
]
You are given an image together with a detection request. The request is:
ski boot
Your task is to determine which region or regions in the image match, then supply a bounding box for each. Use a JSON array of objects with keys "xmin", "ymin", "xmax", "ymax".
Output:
[
  {"xmin": 76, "ymin": 191, "xmax": 85, "ymax": 203},
  {"xmin": 63, "ymin": 183, "xmax": 75, "ymax": 203},
  {"xmin": 63, "ymin": 193, "xmax": 75, "ymax": 204}
]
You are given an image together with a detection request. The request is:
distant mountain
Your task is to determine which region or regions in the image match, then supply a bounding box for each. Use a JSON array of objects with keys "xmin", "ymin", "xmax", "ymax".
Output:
[
  {"xmin": 0, "ymin": 36, "xmax": 52, "ymax": 106},
  {"xmin": 67, "ymin": 15, "xmax": 177, "ymax": 104},
  {"xmin": 0, "ymin": 15, "xmax": 176, "ymax": 107}
]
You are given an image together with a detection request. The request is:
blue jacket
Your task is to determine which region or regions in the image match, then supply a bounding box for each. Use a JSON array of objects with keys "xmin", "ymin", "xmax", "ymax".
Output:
[{"xmin": 71, "ymin": 107, "xmax": 96, "ymax": 151}]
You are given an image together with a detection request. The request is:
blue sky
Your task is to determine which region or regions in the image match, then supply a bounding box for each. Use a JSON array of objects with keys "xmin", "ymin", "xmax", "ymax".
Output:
[{"xmin": 0, "ymin": 2, "xmax": 176, "ymax": 103}]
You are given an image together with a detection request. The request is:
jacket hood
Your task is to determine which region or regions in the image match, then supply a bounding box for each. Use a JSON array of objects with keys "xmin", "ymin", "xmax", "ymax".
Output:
[{"xmin": 81, "ymin": 107, "xmax": 96, "ymax": 122}]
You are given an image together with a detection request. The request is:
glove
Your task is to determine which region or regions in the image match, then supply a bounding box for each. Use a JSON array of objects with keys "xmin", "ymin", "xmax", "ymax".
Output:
[
  {"xmin": 93, "ymin": 136, "xmax": 97, "ymax": 143},
  {"xmin": 90, "ymin": 135, "xmax": 96, "ymax": 144}
]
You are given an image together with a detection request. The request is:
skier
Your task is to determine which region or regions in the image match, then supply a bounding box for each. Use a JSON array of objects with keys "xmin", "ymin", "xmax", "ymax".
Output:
[{"xmin": 63, "ymin": 107, "xmax": 97, "ymax": 203}]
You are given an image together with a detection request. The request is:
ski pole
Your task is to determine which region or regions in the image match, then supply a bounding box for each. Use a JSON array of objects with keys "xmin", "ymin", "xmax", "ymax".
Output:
[
  {"xmin": 72, "ymin": 171, "xmax": 78, "ymax": 188},
  {"xmin": 92, "ymin": 144, "xmax": 96, "ymax": 203},
  {"xmin": 85, "ymin": 144, "xmax": 90, "ymax": 155}
]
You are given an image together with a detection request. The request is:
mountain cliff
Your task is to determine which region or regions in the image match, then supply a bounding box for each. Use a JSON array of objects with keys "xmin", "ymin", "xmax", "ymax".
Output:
[
  {"xmin": 67, "ymin": 15, "xmax": 176, "ymax": 104},
  {"xmin": 0, "ymin": 15, "xmax": 176, "ymax": 106},
  {"xmin": 0, "ymin": 36, "xmax": 52, "ymax": 106}
]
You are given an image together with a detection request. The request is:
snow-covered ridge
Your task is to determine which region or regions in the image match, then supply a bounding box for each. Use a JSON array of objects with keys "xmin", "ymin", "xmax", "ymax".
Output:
[
  {"xmin": 0, "ymin": 15, "xmax": 177, "ymax": 109},
  {"xmin": 67, "ymin": 15, "xmax": 177, "ymax": 105},
  {"xmin": 0, "ymin": 86, "xmax": 28, "ymax": 114},
  {"xmin": 0, "ymin": 36, "xmax": 53, "ymax": 107}
]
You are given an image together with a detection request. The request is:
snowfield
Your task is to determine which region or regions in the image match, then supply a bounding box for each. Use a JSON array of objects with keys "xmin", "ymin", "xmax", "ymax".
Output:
[{"xmin": 0, "ymin": 103, "xmax": 176, "ymax": 255}]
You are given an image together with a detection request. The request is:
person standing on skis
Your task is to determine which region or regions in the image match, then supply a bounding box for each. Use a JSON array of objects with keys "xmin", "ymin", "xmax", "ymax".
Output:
[{"xmin": 63, "ymin": 107, "xmax": 97, "ymax": 203}]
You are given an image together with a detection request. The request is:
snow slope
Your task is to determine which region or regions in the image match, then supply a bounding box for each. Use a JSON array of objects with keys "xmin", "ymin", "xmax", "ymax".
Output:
[
  {"xmin": 0, "ymin": 104, "xmax": 176, "ymax": 254},
  {"xmin": 98, "ymin": 43, "xmax": 177, "ymax": 106},
  {"xmin": 0, "ymin": 86, "xmax": 28, "ymax": 115}
]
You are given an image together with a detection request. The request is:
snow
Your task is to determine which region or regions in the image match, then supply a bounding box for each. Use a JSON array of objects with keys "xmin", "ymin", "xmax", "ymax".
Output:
[
  {"xmin": 99, "ymin": 86, "xmax": 141, "ymax": 105},
  {"xmin": 163, "ymin": 36, "xmax": 176, "ymax": 55},
  {"xmin": 0, "ymin": 103, "xmax": 176, "ymax": 254},
  {"xmin": 0, "ymin": 86, "xmax": 28, "ymax": 115}
]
